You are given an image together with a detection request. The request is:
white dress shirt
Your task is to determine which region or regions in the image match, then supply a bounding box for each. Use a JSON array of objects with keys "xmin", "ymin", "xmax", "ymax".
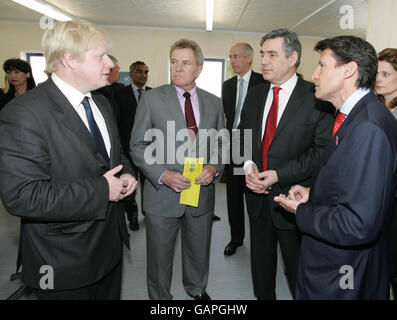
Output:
[
  {"xmin": 52, "ymin": 73, "xmax": 111, "ymax": 157},
  {"xmin": 234, "ymin": 69, "xmax": 252, "ymax": 127},
  {"xmin": 244, "ymin": 73, "xmax": 298, "ymax": 172}
]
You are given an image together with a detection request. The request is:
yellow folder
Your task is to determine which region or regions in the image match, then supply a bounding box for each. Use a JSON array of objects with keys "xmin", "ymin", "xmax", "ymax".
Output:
[{"xmin": 180, "ymin": 157, "xmax": 204, "ymax": 207}]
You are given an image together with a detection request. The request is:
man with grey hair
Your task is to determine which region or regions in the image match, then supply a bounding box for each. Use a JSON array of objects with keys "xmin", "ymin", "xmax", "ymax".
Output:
[
  {"xmin": 238, "ymin": 29, "xmax": 334, "ymax": 299},
  {"xmin": 130, "ymin": 39, "xmax": 226, "ymax": 300},
  {"xmin": 222, "ymin": 42, "xmax": 265, "ymax": 256}
]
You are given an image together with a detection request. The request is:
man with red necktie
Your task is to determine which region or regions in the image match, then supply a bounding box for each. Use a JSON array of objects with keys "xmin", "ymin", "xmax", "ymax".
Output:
[
  {"xmin": 238, "ymin": 29, "xmax": 334, "ymax": 300},
  {"xmin": 130, "ymin": 39, "xmax": 226, "ymax": 300},
  {"xmin": 275, "ymin": 36, "xmax": 397, "ymax": 299}
]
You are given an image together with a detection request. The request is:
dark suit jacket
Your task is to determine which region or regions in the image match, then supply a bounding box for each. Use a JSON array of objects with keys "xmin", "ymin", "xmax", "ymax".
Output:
[
  {"xmin": 222, "ymin": 71, "xmax": 265, "ymax": 133},
  {"xmin": 114, "ymin": 84, "xmax": 152, "ymax": 158},
  {"xmin": 94, "ymin": 82, "xmax": 125, "ymax": 121},
  {"xmin": 239, "ymin": 77, "xmax": 334, "ymax": 229},
  {"xmin": 296, "ymin": 92, "xmax": 397, "ymax": 299},
  {"xmin": 0, "ymin": 78, "xmax": 135, "ymax": 290}
]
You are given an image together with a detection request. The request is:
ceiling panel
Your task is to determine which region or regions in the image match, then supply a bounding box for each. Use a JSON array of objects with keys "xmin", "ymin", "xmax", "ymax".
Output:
[{"xmin": 0, "ymin": 0, "xmax": 369, "ymax": 38}]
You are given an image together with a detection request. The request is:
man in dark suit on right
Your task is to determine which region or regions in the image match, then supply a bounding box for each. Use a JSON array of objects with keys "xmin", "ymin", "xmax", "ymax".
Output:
[
  {"xmin": 275, "ymin": 36, "xmax": 397, "ymax": 299},
  {"xmin": 239, "ymin": 29, "xmax": 334, "ymax": 299},
  {"xmin": 222, "ymin": 42, "xmax": 265, "ymax": 256},
  {"xmin": 114, "ymin": 61, "xmax": 151, "ymax": 230}
]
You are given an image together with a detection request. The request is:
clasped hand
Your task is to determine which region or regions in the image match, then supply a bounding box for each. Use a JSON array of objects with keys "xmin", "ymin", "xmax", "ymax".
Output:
[
  {"xmin": 103, "ymin": 165, "xmax": 138, "ymax": 202},
  {"xmin": 161, "ymin": 165, "xmax": 217, "ymax": 193},
  {"xmin": 245, "ymin": 164, "xmax": 278, "ymax": 195}
]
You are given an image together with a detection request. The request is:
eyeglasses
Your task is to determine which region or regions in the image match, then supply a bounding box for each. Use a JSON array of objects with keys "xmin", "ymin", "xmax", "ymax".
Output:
[
  {"xmin": 133, "ymin": 69, "xmax": 149, "ymax": 75},
  {"xmin": 229, "ymin": 54, "xmax": 242, "ymax": 60}
]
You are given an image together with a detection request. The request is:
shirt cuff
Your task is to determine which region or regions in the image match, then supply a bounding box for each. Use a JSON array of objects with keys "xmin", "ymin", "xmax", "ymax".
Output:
[
  {"xmin": 243, "ymin": 160, "xmax": 256, "ymax": 174},
  {"xmin": 158, "ymin": 171, "xmax": 166, "ymax": 185}
]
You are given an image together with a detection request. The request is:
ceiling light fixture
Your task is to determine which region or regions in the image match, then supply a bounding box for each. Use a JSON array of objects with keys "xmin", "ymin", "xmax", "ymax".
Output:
[
  {"xmin": 206, "ymin": 0, "xmax": 214, "ymax": 31},
  {"xmin": 12, "ymin": 0, "xmax": 72, "ymax": 21}
]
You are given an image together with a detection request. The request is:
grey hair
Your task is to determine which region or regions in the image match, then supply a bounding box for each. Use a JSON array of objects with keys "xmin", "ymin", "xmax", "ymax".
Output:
[
  {"xmin": 170, "ymin": 39, "xmax": 204, "ymax": 66},
  {"xmin": 241, "ymin": 43, "xmax": 254, "ymax": 58},
  {"xmin": 260, "ymin": 29, "xmax": 302, "ymax": 68}
]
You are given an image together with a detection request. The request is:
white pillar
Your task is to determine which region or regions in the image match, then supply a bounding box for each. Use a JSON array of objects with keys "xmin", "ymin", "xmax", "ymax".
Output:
[{"xmin": 366, "ymin": 0, "xmax": 397, "ymax": 52}]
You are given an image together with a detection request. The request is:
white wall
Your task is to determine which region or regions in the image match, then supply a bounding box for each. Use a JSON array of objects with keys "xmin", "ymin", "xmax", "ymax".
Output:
[{"xmin": 0, "ymin": 22, "xmax": 322, "ymax": 89}]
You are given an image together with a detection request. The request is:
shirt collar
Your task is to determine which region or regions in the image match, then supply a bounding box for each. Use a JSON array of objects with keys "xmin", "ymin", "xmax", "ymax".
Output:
[
  {"xmin": 131, "ymin": 82, "xmax": 146, "ymax": 92},
  {"xmin": 237, "ymin": 69, "xmax": 252, "ymax": 82},
  {"xmin": 340, "ymin": 88, "xmax": 370, "ymax": 116},
  {"xmin": 174, "ymin": 84, "xmax": 197, "ymax": 98},
  {"xmin": 271, "ymin": 73, "xmax": 298, "ymax": 95},
  {"xmin": 52, "ymin": 73, "xmax": 92, "ymax": 108}
]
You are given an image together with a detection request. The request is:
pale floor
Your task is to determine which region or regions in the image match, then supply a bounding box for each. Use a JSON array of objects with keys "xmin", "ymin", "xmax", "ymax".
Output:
[{"xmin": 0, "ymin": 182, "xmax": 293, "ymax": 300}]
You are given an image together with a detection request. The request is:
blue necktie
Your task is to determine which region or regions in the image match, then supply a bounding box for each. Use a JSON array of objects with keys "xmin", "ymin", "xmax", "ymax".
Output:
[{"xmin": 81, "ymin": 97, "xmax": 109, "ymax": 161}]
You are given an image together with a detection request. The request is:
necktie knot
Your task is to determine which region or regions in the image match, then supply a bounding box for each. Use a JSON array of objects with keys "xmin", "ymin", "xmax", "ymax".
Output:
[
  {"xmin": 332, "ymin": 112, "xmax": 346, "ymax": 137},
  {"xmin": 81, "ymin": 96, "xmax": 91, "ymax": 111},
  {"xmin": 272, "ymin": 86, "xmax": 282, "ymax": 96},
  {"xmin": 183, "ymin": 92, "xmax": 191, "ymax": 99}
]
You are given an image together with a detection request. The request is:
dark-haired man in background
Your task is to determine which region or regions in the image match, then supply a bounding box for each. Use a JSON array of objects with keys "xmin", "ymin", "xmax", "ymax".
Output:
[
  {"xmin": 115, "ymin": 61, "xmax": 151, "ymax": 231},
  {"xmin": 275, "ymin": 35, "xmax": 397, "ymax": 299}
]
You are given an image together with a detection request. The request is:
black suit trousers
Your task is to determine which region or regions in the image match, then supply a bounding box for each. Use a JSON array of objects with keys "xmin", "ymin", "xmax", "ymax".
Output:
[
  {"xmin": 226, "ymin": 164, "xmax": 246, "ymax": 243},
  {"xmin": 249, "ymin": 196, "xmax": 301, "ymax": 300}
]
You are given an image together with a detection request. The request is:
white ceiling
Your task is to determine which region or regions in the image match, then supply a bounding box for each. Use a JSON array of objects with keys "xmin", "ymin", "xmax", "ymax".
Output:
[{"xmin": 0, "ymin": 0, "xmax": 369, "ymax": 38}]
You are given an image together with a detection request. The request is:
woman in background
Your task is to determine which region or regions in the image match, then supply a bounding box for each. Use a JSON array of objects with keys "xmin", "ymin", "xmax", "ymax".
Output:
[
  {"xmin": 376, "ymin": 47, "xmax": 397, "ymax": 299},
  {"xmin": 0, "ymin": 58, "xmax": 36, "ymax": 111}
]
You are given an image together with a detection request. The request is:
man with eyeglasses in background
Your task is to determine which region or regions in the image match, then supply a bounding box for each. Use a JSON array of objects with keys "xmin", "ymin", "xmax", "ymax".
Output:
[
  {"xmin": 222, "ymin": 42, "xmax": 265, "ymax": 256},
  {"xmin": 114, "ymin": 61, "xmax": 151, "ymax": 231}
]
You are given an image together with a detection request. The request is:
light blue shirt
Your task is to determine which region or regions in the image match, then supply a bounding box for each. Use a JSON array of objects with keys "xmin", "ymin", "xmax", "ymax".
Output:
[
  {"xmin": 131, "ymin": 83, "xmax": 147, "ymax": 103},
  {"xmin": 340, "ymin": 88, "xmax": 370, "ymax": 117}
]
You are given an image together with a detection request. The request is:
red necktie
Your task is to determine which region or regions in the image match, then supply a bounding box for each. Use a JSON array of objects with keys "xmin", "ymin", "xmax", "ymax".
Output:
[
  {"xmin": 332, "ymin": 112, "xmax": 346, "ymax": 137},
  {"xmin": 261, "ymin": 87, "xmax": 281, "ymax": 171},
  {"xmin": 183, "ymin": 92, "xmax": 198, "ymax": 136}
]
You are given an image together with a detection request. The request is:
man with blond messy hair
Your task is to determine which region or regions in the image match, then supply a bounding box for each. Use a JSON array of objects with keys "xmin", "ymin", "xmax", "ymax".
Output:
[{"xmin": 0, "ymin": 20, "xmax": 137, "ymax": 300}]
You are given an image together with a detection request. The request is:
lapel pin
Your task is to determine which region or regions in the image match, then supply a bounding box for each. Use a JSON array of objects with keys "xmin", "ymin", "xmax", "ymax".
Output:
[{"xmin": 335, "ymin": 136, "xmax": 339, "ymax": 146}]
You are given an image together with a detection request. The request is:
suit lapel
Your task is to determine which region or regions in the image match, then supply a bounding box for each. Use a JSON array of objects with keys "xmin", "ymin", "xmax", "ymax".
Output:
[
  {"xmin": 43, "ymin": 78, "xmax": 109, "ymax": 169},
  {"xmin": 272, "ymin": 78, "xmax": 305, "ymax": 142},
  {"xmin": 230, "ymin": 76, "xmax": 237, "ymax": 120},
  {"xmin": 311, "ymin": 92, "xmax": 372, "ymax": 182},
  {"xmin": 165, "ymin": 84, "xmax": 186, "ymax": 132},
  {"xmin": 197, "ymin": 87, "xmax": 208, "ymax": 131},
  {"xmin": 92, "ymin": 94, "xmax": 116, "ymax": 167},
  {"xmin": 255, "ymin": 82, "xmax": 271, "ymax": 153}
]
